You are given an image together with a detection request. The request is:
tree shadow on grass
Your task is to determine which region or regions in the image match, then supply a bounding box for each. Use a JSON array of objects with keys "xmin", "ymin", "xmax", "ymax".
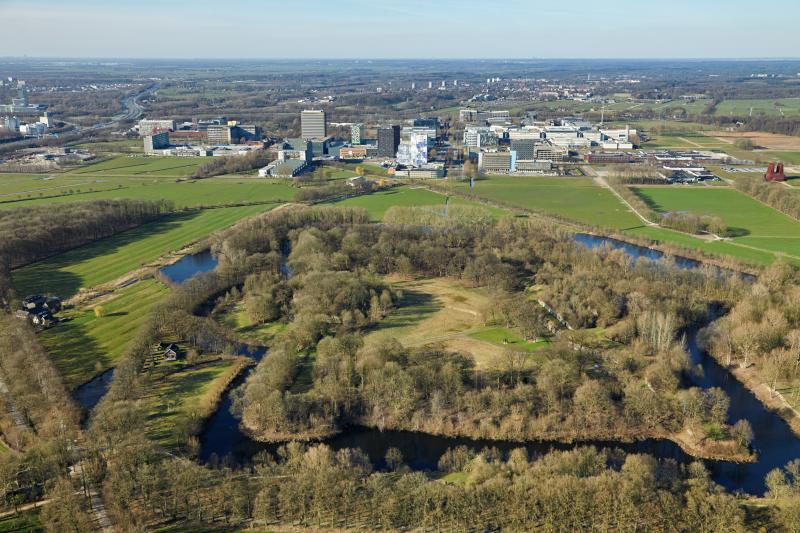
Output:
[
  {"xmin": 368, "ymin": 289, "xmax": 441, "ymax": 334},
  {"xmin": 12, "ymin": 211, "xmax": 203, "ymax": 298}
]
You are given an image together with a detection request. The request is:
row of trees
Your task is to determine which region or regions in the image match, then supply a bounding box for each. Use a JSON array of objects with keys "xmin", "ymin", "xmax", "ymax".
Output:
[
  {"xmin": 735, "ymin": 177, "xmax": 800, "ymax": 221},
  {"xmin": 192, "ymin": 150, "xmax": 272, "ymax": 178},
  {"xmin": 0, "ymin": 199, "xmax": 172, "ymax": 272}
]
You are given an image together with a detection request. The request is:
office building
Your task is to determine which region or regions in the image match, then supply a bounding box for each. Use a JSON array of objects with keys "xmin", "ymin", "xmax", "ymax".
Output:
[
  {"xmin": 510, "ymin": 139, "xmax": 536, "ymax": 161},
  {"xmin": 207, "ymin": 124, "xmax": 233, "ymax": 145},
  {"xmin": 377, "ymin": 125, "xmax": 400, "ymax": 158},
  {"xmin": 144, "ymin": 131, "xmax": 170, "ymax": 154},
  {"xmin": 464, "ymin": 126, "xmax": 497, "ymax": 148},
  {"xmin": 351, "ymin": 123, "xmax": 364, "ymax": 145},
  {"xmin": 301, "ymin": 110, "xmax": 327, "ymax": 140},
  {"xmin": 138, "ymin": 119, "xmax": 176, "ymax": 137},
  {"xmin": 478, "ymin": 149, "xmax": 516, "ymax": 173},
  {"xmin": 533, "ymin": 143, "xmax": 567, "ymax": 162},
  {"xmin": 396, "ymin": 132, "xmax": 428, "ymax": 167}
]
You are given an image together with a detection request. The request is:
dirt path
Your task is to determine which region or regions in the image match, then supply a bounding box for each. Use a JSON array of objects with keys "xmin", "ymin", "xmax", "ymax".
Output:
[
  {"xmin": 593, "ymin": 176, "xmax": 657, "ymax": 226},
  {"xmin": 679, "ymin": 136, "xmax": 704, "ymax": 148}
]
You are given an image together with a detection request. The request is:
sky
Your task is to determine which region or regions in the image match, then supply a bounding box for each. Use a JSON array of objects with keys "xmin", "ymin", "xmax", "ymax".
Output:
[{"xmin": 1, "ymin": 0, "xmax": 799, "ymax": 59}]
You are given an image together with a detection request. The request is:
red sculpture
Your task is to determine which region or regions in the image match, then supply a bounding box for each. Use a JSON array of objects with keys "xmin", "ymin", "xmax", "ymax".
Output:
[{"xmin": 764, "ymin": 162, "xmax": 786, "ymax": 182}]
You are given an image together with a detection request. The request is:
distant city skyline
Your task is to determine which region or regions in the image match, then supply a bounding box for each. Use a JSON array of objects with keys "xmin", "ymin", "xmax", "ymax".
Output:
[{"xmin": 1, "ymin": 0, "xmax": 799, "ymax": 60}]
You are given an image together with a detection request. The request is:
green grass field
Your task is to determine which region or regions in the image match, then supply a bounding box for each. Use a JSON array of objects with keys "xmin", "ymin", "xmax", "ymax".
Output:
[
  {"xmin": 445, "ymin": 177, "xmax": 643, "ymax": 229},
  {"xmin": 0, "ymin": 176, "xmax": 295, "ymax": 210},
  {"xmin": 632, "ymin": 187, "xmax": 800, "ymax": 259},
  {"xmin": 714, "ymin": 98, "xmax": 800, "ymax": 117},
  {"xmin": 67, "ymin": 155, "xmax": 206, "ymax": 177},
  {"xmin": 335, "ymin": 187, "xmax": 507, "ymax": 221},
  {"xmin": 14, "ymin": 205, "xmax": 272, "ymax": 297},
  {"xmin": 469, "ymin": 327, "xmax": 549, "ymax": 352},
  {"xmin": 39, "ymin": 279, "xmax": 169, "ymax": 388}
]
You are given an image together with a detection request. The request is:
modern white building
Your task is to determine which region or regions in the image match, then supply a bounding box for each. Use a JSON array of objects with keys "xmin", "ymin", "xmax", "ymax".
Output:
[
  {"xmin": 396, "ymin": 132, "xmax": 428, "ymax": 167},
  {"xmin": 464, "ymin": 125, "xmax": 497, "ymax": 148}
]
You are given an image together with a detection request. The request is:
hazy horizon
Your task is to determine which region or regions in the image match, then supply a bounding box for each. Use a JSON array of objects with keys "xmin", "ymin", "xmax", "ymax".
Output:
[{"xmin": 2, "ymin": 0, "xmax": 799, "ymax": 60}]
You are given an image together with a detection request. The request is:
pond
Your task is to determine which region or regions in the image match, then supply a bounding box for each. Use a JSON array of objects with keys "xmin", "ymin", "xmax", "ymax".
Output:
[{"xmin": 159, "ymin": 249, "xmax": 219, "ymax": 285}]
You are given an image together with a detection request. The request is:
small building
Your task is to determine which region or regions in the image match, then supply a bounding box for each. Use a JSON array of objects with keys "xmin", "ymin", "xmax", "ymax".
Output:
[
  {"xmin": 339, "ymin": 146, "xmax": 369, "ymax": 160},
  {"xmin": 347, "ymin": 176, "xmax": 367, "ymax": 187},
  {"xmin": 163, "ymin": 344, "xmax": 181, "ymax": 361},
  {"xmin": 259, "ymin": 158, "xmax": 309, "ymax": 178}
]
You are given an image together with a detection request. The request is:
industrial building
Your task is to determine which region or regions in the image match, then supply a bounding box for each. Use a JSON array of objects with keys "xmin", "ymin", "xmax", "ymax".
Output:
[
  {"xmin": 301, "ymin": 110, "xmax": 327, "ymax": 140},
  {"xmin": 377, "ymin": 125, "xmax": 400, "ymax": 157}
]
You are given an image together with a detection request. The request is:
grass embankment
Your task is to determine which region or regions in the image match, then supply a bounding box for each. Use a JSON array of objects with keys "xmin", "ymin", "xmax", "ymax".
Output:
[
  {"xmin": 143, "ymin": 356, "xmax": 252, "ymax": 451},
  {"xmin": 632, "ymin": 187, "xmax": 800, "ymax": 259},
  {"xmin": 13, "ymin": 204, "xmax": 273, "ymax": 297},
  {"xmin": 39, "ymin": 279, "xmax": 169, "ymax": 389}
]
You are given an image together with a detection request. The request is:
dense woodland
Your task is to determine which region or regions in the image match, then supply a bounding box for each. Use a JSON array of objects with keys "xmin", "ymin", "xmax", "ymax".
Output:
[{"xmin": 1, "ymin": 200, "xmax": 800, "ymax": 530}]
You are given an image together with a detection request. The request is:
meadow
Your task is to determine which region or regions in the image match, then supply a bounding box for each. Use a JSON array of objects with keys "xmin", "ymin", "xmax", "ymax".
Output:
[
  {"xmin": 714, "ymin": 98, "xmax": 800, "ymax": 117},
  {"xmin": 445, "ymin": 176, "xmax": 644, "ymax": 230},
  {"xmin": 632, "ymin": 187, "xmax": 800, "ymax": 259},
  {"xmin": 39, "ymin": 279, "xmax": 169, "ymax": 388},
  {"xmin": 13, "ymin": 204, "xmax": 273, "ymax": 297}
]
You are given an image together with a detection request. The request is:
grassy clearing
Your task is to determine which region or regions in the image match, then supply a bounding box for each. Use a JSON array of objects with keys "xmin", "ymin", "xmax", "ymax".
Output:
[
  {"xmin": 469, "ymin": 327, "xmax": 549, "ymax": 352},
  {"xmin": 444, "ymin": 177, "xmax": 643, "ymax": 229},
  {"xmin": 39, "ymin": 279, "xmax": 169, "ymax": 389},
  {"xmin": 368, "ymin": 277, "xmax": 488, "ymax": 346},
  {"xmin": 335, "ymin": 187, "xmax": 507, "ymax": 221},
  {"xmin": 14, "ymin": 205, "xmax": 272, "ymax": 297},
  {"xmin": 143, "ymin": 357, "xmax": 247, "ymax": 449},
  {"xmin": 217, "ymin": 304, "xmax": 287, "ymax": 344},
  {"xmin": 632, "ymin": 187, "xmax": 800, "ymax": 258},
  {"xmin": 367, "ymin": 277, "xmax": 539, "ymax": 369}
]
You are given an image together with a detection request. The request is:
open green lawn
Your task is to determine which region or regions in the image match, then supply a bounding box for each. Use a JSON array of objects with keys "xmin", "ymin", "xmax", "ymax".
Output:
[
  {"xmin": 39, "ymin": 279, "xmax": 169, "ymax": 388},
  {"xmin": 632, "ymin": 187, "xmax": 800, "ymax": 259},
  {"xmin": 335, "ymin": 187, "xmax": 507, "ymax": 221},
  {"xmin": 469, "ymin": 327, "xmax": 549, "ymax": 352},
  {"xmin": 445, "ymin": 177, "xmax": 643, "ymax": 229},
  {"xmin": 14, "ymin": 205, "xmax": 272, "ymax": 297}
]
